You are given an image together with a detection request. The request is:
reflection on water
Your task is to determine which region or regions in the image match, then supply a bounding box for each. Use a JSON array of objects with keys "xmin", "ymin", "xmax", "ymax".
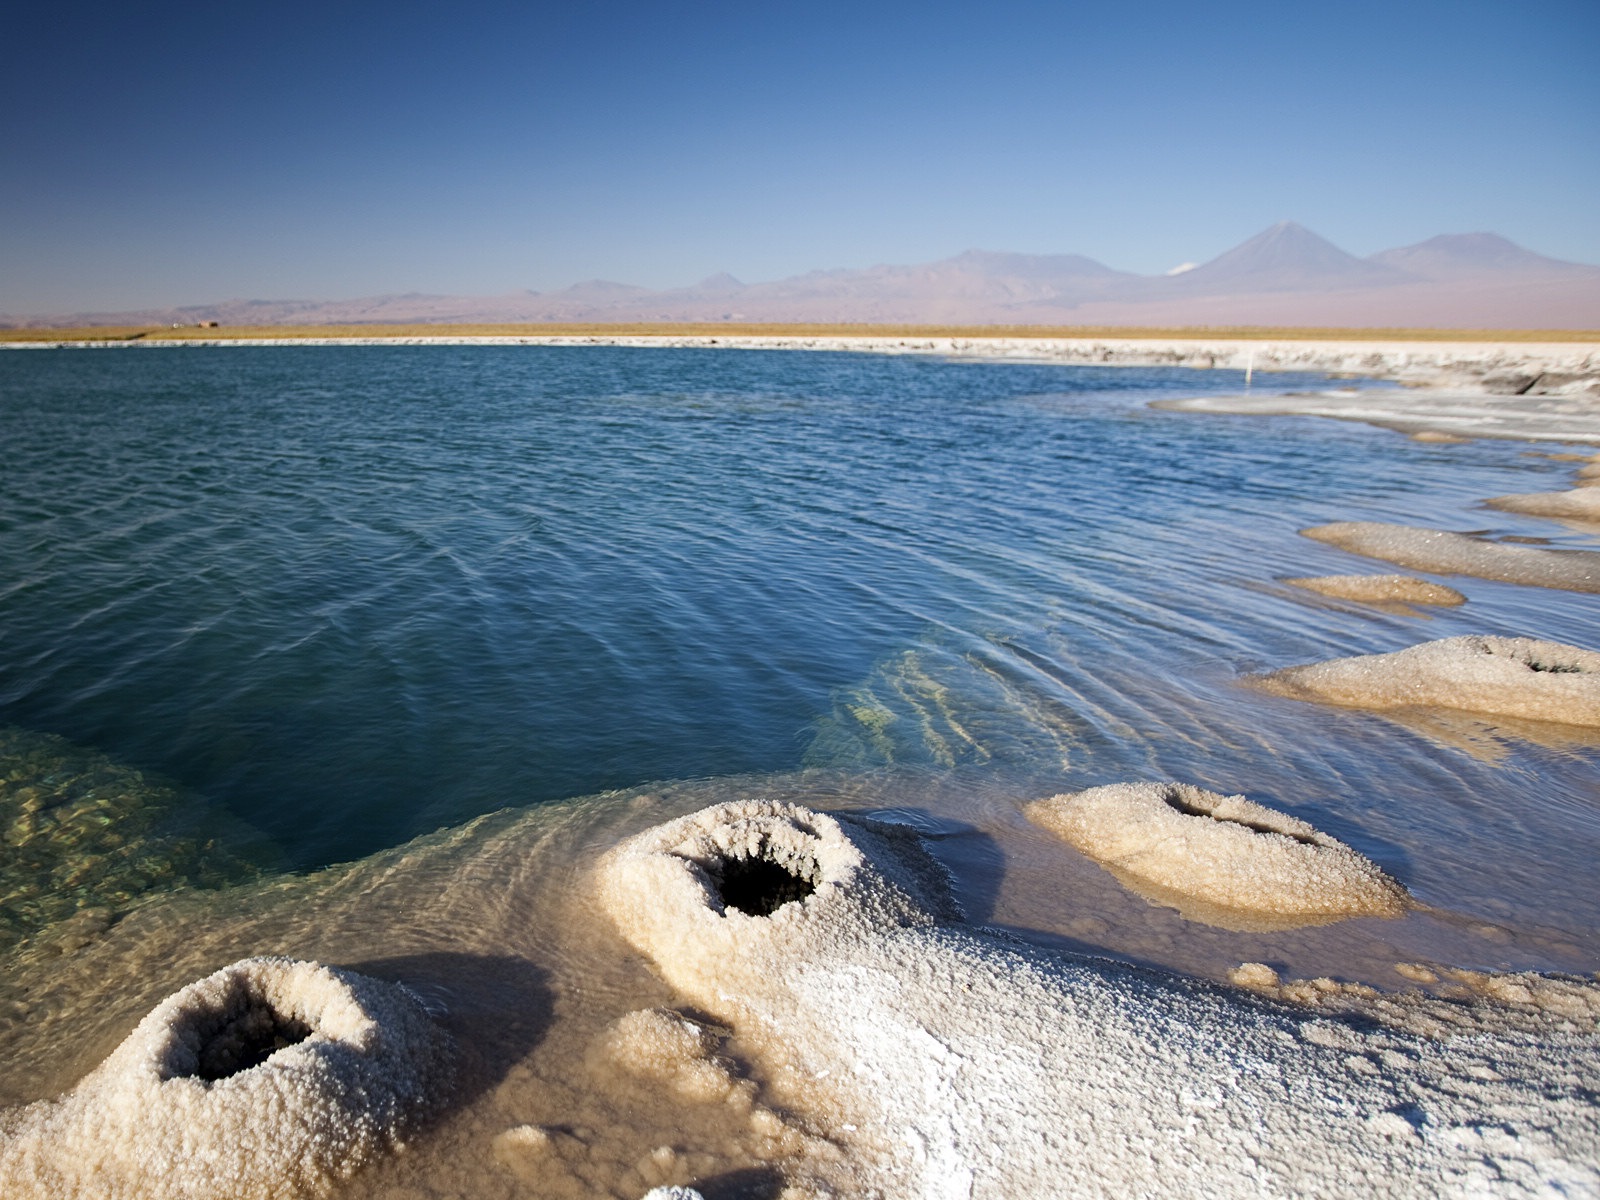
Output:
[{"xmin": 1, "ymin": 346, "xmax": 1598, "ymax": 1194}]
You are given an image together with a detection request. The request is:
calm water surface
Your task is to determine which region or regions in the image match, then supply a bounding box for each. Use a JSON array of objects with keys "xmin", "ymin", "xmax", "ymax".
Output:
[{"xmin": 1, "ymin": 344, "xmax": 1597, "ymax": 966}]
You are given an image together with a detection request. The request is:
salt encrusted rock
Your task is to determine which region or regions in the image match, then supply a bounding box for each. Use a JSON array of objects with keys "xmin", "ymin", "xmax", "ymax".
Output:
[
  {"xmin": 1283, "ymin": 573, "xmax": 1466, "ymax": 607},
  {"xmin": 1302, "ymin": 521, "xmax": 1600, "ymax": 593},
  {"xmin": 1256, "ymin": 635, "xmax": 1600, "ymax": 728},
  {"xmin": 0, "ymin": 957, "xmax": 453, "ymax": 1200},
  {"xmin": 1486, "ymin": 486, "xmax": 1600, "ymax": 522},
  {"xmin": 596, "ymin": 798, "xmax": 953, "ymax": 1013},
  {"xmin": 1024, "ymin": 782, "xmax": 1408, "ymax": 922},
  {"xmin": 599, "ymin": 801, "xmax": 1600, "ymax": 1198}
]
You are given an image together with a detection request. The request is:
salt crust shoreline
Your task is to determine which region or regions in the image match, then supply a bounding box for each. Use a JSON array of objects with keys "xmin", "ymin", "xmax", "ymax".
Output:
[
  {"xmin": 3, "ymin": 332, "xmax": 1595, "ymax": 386},
  {"xmin": 600, "ymin": 800, "xmax": 1599, "ymax": 1198},
  {"xmin": 13, "ymin": 333, "xmax": 1598, "ymax": 441}
]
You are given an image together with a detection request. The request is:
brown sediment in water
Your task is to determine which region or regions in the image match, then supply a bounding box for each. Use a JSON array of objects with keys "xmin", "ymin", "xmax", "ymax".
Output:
[
  {"xmin": 1410, "ymin": 430, "xmax": 1473, "ymax": 444},
  {"xmin": 1301, "ymin": 521, "xmax": 1600, "ymax": 592},
  {"xmin": 598, "ymin": 800, "xmax": 1600, "ymax": 1197},
  {"xmin": 1282, "ymin": 573, "xmax": 1466, "ymax": 607},
  {"xmin": 0, "ymin": 957, "xmax": 452, "ymax": 1199},
  {"xmin": 1254, "ymin": 635, "xmax": 1600, "ymax": 729},
  {"xmin": 1024, "ymin": 783, "xmax": 1408, "ymax": 928}
]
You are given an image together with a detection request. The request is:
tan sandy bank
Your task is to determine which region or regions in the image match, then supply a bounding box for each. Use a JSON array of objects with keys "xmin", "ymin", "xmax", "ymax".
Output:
[
  {"xmin": 1024, "ymin": 783, "xmax": 1408, "ymax": 929},
  {"xmin": 1302, "ymin": 521, "xmax": 1600, "ymax": 592},
  {"xmin": 1255, "ymin": 635, "xmax": 1600, "ymax": 728},
  {"xmin": 599, "ymin": 799, "xmax": 1599, "ymax": 1198},
  {"xmin": 1283, "ymin": 573, "xmax": 1466, "ymax": 607}
]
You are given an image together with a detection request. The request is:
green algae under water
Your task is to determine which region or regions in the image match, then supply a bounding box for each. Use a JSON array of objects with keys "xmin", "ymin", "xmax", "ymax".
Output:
[{"xmin": 0, "ymin": 727, "xmax": 262, "ymax": 957}]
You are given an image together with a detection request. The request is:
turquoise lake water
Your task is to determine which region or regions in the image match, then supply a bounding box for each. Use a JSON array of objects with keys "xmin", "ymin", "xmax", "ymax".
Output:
[{"xmin": 1, "ymin": 344, "xmax": 1597, "ymax": 973}]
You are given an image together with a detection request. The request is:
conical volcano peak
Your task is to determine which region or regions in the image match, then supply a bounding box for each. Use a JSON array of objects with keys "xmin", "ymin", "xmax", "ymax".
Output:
[{"xmin": 1176, "ymin": 222, "xmax": 1407, "ymax": 291}]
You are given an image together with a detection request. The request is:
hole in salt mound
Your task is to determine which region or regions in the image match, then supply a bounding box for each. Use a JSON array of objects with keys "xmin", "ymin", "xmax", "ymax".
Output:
[
  {"xmin": 1523, "ymin": 658, "xmax": 1583, "ymax": 674},
  {"xmin": 1160, "ymin": 788, "xmax": 1320, "ymax": 847},
  {"xmin": 1489, "ymin": 643, "xmax": 1587, "ymax": 674},
  {"xmin": 715, "ymin": 854, "xmax": 816, "ymax": 917},
  {"xmin": 182, "ymin": 995, "xmax": 314, "ymax": 1081}
]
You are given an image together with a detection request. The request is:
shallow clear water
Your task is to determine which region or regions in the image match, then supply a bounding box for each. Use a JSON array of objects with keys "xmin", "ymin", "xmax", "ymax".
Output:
[
  {"xmin": 6, "ymin": 342, "xmax": 1593, "ymax": 1196},
  {"xmin": 1, "ymin": 346, "xmax": 1598, "ymax": 1176}
]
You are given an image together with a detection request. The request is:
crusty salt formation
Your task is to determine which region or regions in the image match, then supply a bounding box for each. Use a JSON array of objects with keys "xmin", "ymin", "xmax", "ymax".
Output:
[
  {"xmin": 601, "ymin": 801, "xmax": 1600, "ymax": 1197},
  {"xmin": 0, "ymin": 957, "xmax": 453, "ymax": 1200},
  {"xmin": 1024, "ymin": 782, "xmax": 1408, "ymax": 924},
  {"xmin": 1283, "ymin": 573, "xmax": 1465, "ymax": 607},
  {"xmin": 1302, "ymin": 521, "xmax": 1600, "ymax": 592},
  {"xmin": 1486, "ymin": 485, "xmax": 1600, "ymax": 523},
  {"xmin": 597, "ymin": 799, "xmax": 952, "ymax": 1014},
  {"xmin": 1256, "ymin": 635, "xmax": 1600, "ymax": 728}
]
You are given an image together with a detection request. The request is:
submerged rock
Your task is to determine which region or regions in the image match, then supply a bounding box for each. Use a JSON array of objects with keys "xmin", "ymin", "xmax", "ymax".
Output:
[
  {"xmin": 0, "ymin": 957, "xmax": 453, "ymax": 1199},
  {"xmin": 599, "ymin": 800, "xmax": 1600, "ymax": 1198},
  {"xmin": 1024, "ymin": 782, "xmax": 1408, "ymax": 926},
  {"xmin": 1256, "ymin": 635, "xmax": 1600, "ymax": 728}
]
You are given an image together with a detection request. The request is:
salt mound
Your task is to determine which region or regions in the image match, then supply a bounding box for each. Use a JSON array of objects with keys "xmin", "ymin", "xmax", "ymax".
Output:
[
  {"xmin": 1302, "ymin": 521, "xmax": 1600, "ymax": 592},
  {"xmin": 600, "ymin": 801, "xmax": 1600, "ymax": 1197},
  {"xmin": 1283, "ymin": 573, "xmax": 1465, "ymax": 607},
  {"xmin": 597, "ymin": 798, "xmax": 952, "ymax": 1011},
  {"xmin": 1486, "ymin": 486, "xmax": 1600, "ymax": 522},
  {"xmin": 1257, "ymin": 635, "xmax": 1600, "ymax": 728},
  {"xmin": 1024, "ymin": 782, "xmax": 1408, "ymax": 923},
  {"xmin": 0, "ymin": 957, "xmax": 453, "ymax": 1199}
]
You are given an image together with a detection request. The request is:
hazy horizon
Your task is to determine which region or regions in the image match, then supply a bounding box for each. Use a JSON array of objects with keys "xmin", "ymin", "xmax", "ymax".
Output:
[{"xmin": 4, "ymin": 0, "xmax": 1596, "ymax": 313}]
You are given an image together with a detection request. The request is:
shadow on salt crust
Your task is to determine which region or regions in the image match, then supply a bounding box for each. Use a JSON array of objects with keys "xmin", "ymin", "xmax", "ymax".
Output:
[
  {"xmin": 1024, "ymin": 782, "xmax": 1408, "ymax": 930},
  {"xmin": 1282, "ymin": 574, "xmax": 1465, "ymax": 608},
  {"xmin": 1256, "ymin": 635, "xmax": 1600, "ymax": 729},
  {"xmin": 0, "ymin": 957, "xmax": 452, "ymax": 1200},
  {"xmin": 600, "ymin": 799, "xmax": 1600, "ymax": 1197},
  {"xmin": 1302, "ymin": 521, "xmax": 1600, "ymax": 593}
]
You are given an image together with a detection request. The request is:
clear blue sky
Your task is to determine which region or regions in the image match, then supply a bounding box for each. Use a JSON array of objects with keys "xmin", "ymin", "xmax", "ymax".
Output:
[{"xmin": 3, "ymin": 0, "xmax": 1596, "ymax": 312}]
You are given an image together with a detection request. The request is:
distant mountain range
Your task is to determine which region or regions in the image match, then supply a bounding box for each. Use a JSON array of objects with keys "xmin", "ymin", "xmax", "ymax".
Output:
[{"xmin": 7, "ymin": 223, "xmax": 1599, "ymax": 330}]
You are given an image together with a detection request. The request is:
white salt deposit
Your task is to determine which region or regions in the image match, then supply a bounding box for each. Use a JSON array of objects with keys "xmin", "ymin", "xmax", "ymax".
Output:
[
  {"xmin": 1486, "ymin": 485, "xmax": 1600, "ymax": 523},
  {"xmin": 1024, "ymin": 782, "xmax": 1408, "ymax": 924},
  {"xmin": 1302, "ymin": 521, "xmax": 1600, "ymax": 592},
  {"xmin": 1256, "ymin": 635, "xmax": 1600, "ymax": 728},
  {"xmin": 600, "ymin": 800, "xmax": 1600, "ymax": 1197},
  {"xmin": 1283, "ymin": 573, "xmax": 1466, "ymax": 607},
  {"xmin": 0, "ymin": 957, "xmax": 452, "ymax": 1199}
]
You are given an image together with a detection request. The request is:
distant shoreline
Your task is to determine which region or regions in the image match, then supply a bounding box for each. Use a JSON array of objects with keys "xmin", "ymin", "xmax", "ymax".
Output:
[
  {"xmin": 4, "ymin": 320, "xmax": 1598, "ymax": 344},
  {"xmin": 6, "ymin": 325, "xmax": 1598, "ymax": 441}
]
